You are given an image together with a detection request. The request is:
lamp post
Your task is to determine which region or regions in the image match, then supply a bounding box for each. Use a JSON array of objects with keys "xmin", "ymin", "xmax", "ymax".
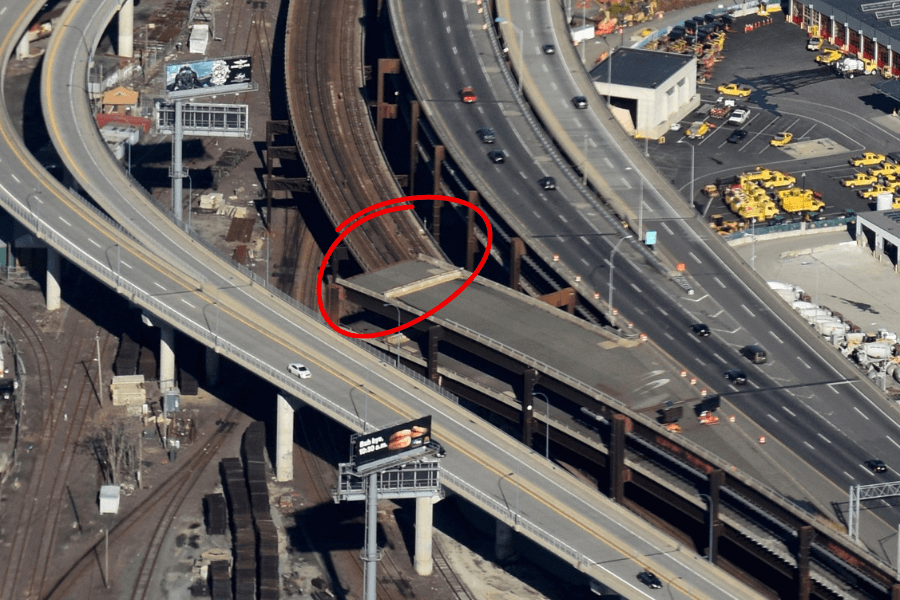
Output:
[
  {"xmin": 185, "ymin": 169, "xmax": 192, "ymax": 229},
  {"xmin": 698, "ymin": 493, "xmax": 714, "ymax": 563},
  {"xmin": 802, "ymin": 172, "xmax": 806, "ymax": 191},
  {"xmin": 582, "ymin": 135, "xmax": 588, "ymax": 186},
  {"xmin": 608, "ymin": 236, "xmax": 632, "ymax": 323},
  {"xmin": 603, "ymin": 36, "xmax": 612, "ymax": 106},
  {"xmin": 496, "ymin": 18, "xmax": 524, "ymax": 96},
  {"xmin": 533, "ymin": 392, "xmax": 550, "ymax": 458},
  {"xmin": 751, "ymin": 218, "xmax": 757, "ymax": 269},
  {"xmin": 384, "ymin": 302, "xmax": 401, "ymax": 367}
]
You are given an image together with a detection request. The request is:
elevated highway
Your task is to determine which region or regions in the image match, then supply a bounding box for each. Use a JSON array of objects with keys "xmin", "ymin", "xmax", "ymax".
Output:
[
  {"xmin": 23, "ymin": 0, "xmax": 900, "ymax": 598},
  {"xmin": 0, "ymin": 0, "xmax": 769, "ymax": 598}
]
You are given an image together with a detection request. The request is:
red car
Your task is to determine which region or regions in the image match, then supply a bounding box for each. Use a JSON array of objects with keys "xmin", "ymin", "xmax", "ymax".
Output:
[{"xmin": 459, "ymin": 87, "xmax": 477, "ymax": 103}]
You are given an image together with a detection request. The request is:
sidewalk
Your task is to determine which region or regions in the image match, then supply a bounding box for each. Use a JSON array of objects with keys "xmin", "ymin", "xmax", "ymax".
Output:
[{"xmin": 732, "ymin": 229, "xmax": 900, "ymax": 339}]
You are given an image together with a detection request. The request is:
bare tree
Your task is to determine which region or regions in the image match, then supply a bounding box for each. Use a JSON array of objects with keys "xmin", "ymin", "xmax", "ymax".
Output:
[{"xmin": 83, "ymin": 417, "xmax": 138, "ymax": 485}]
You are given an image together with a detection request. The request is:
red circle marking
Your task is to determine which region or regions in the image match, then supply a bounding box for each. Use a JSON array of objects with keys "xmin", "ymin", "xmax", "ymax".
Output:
[{"xmin": 316, "ymin": 195, "xmax": 493, "ymax": 338}]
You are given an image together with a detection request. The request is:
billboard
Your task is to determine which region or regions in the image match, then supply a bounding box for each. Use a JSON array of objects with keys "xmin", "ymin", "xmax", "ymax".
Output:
[
  {"xmin": 353, "ymin": 416, "xmax": 432, "ymax": 467},
  {"xmin": 165, "ymin": 56, "xmax": 253, "ymax": 99}
]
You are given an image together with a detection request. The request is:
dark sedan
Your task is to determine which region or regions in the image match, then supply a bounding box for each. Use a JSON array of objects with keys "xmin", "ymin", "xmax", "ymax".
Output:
[
  {"xmin": 866, "ymin": 459, "xmax": 888, "ymax": 473},
  {"xmin": 572, "ymin": 95, "xmax": 588, "ymax": 109},
  {"xmin": 538, "ymin": 176, "xmax": 557, "ymax": 190},
  {"xmin": 488, "ymin": 150, "xmax": 505, "ymax": 164},
  {"xmin": 637, "ymin": 570, "xmax": 662, "ymax": 589},
  {"xmin": 691, "ymin": 323, "xmax": 711, "ymax": 337},
  {"xmin": 727, "ymin": 129, "xmax": 748, "ymax": 144},
  {"xmin": 724, "ymin": 369, "xmax": 747, "ymax": 385}
]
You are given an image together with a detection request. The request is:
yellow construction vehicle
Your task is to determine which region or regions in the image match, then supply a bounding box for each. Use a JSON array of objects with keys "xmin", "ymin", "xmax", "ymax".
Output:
[
  {"xmin": 685, "ymin": 121, "xmax": 710, "ymax": 139},
  {"xmin": 815, "ymin": 48, "xmax": 843, "ymax": 64},
  {"xmin": 761, "ymin": 172, "xmax": 796, "ymax": 188},
  {"xmin": 778, "ymin": 188, "xmax": 824, "ymax": 212},
  {"xmin": 770, "ymin": 132, "xmax": 793, "ymax": 147}
]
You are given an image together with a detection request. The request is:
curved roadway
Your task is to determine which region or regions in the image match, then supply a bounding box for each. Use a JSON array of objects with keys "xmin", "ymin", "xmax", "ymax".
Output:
[{"xmin": 391, "ymin": 0, "xmax": 900, "ymax": 556}]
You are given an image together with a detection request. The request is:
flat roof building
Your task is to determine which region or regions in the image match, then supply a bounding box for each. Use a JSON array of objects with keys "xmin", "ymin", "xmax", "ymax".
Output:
[{"xmin": 589, "ymin": 47, "xmax": 699, "ymax": 138}]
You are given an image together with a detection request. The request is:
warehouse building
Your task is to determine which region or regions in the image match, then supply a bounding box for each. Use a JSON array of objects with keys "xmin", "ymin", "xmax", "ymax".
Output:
[
  {"xmin": 789, "ymin": 0, "xmax": 900, "ymax": 76},
  {"xmin": 589, "ymin": 47, "xmax": 700, "ymax": 138}
]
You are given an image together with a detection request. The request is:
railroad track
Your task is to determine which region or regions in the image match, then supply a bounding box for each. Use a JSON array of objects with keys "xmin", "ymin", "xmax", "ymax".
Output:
[
  {"xmin": 42, "ymin": 408, "xmax": 243, "ymax": 600},
  {"xmin": 0, "ymin": 276, "xmax": 111, "ymax": 600},
  {"xmin": 285, "ymin": 0, "xmax": 442, "ymax": 274},
  {"xmin": 294, "ymin": 407, "xmax": 473, "ymax": 600}
]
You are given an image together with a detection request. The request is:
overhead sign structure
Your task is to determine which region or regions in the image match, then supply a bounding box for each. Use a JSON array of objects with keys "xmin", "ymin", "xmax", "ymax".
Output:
[
  {"xmin": 165, "ymin": 56, "xmax": 254, "ymax": 99},
  {"xmin": 353, "ymin": 416, "xmax": 432, "ymax": 467}
]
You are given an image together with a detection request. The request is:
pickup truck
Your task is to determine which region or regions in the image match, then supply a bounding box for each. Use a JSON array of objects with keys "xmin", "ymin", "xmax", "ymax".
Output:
[
  {"xmin": 761, "ymin": 173, "xmax": 796, "ymax": 189},
  {"xmin": 728, "ymin": 109, "xmax": 750, "ymax": 125},
  {"xmin": 716, "ymin": 83, "xmax": 752, "ymax": 98}
]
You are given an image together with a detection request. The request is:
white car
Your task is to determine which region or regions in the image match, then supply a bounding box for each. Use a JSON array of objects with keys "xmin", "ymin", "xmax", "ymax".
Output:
[
  {"xmin": 728, "ymin": 108, "xmax": 750, "ymax": 125},
  {"xmin": 288, "ymin": 363, "xmax": 312, "ymax": 379}
]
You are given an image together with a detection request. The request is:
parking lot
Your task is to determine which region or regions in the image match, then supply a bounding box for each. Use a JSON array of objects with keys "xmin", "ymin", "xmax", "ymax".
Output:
[{"xmin": 644, "ymin": 16, "xmax": 900, "ymax": 225}]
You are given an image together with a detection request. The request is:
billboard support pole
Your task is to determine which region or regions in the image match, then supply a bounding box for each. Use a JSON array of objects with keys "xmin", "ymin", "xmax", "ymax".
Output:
[
  {"xmin": 363, "ymin": 472, "xmax": 379, "ymax": 600},
  {"xmin": 172, "ymin": 100, "xmax": 184, "ymax": 222}
]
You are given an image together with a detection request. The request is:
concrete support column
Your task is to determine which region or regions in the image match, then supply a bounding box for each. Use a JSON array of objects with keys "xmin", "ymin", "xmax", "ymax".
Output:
[
  {"xmin": 876, "ymin": 234, "xmax": 884, "ymax": 260},
  {"xmin": 205, "ymin": 347, "xmax": 220, "ymax": 387},
  {"xmin": 608, "ymin": 414, "xmax": 627, "ymax": 501},
  {"xmin": 494, "ymin": 519, "xmax": 515, "ymax": 562},
  {"xmin": 45, "ymin": 247, "xmax": 61, "ymax": 311},
  {"xmin": 426, "ymin": 325, "xmax": 443, "ymax": 383},
  {"xmin": 118, "ymin": 0, "xmax": 134, "ymax": 58},
  {"xmin": 509, "ymin": 237, "xmax": 525, "ymax": 291},
  {"xmin": 859, "ymin": 32, "xmax": 865, "ymax": 58},
  {"xmin": 15, "ymin": 32, "xmax": 29, "ymax": 60},
  {"xmin": 159, "ymin": 323, "xmax": 176, "ymax": 391},
  {"xmin": 276, "ymin": 393, "xmax": 293, "ymax": 482},
  {"xmin": 795, "ymin": 525, "xmax": 813, "ymax": 600},
  {"xmin": 413, "ymin": 496, "xmax": 434, "ymax": 576}
]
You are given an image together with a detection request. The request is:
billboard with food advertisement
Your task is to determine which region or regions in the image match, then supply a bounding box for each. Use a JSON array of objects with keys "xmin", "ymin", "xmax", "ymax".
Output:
[{"xmin": 353, "ymin": 416, "xmax": 431, "ymax": 466}]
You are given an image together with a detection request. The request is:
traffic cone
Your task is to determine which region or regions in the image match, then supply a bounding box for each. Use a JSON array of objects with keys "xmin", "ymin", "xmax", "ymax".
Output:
[{"xmin": 758, "ymin": 435, "xmax": 766, "ymax": 444}]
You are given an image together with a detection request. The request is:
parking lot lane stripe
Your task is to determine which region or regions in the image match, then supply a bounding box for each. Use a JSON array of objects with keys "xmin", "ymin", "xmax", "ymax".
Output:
[
  {"xmin": 797, "ymin": 357, "xmax": 810, "ymax": 369},
  {"xmin": 604, "ymin": 157, "xmax": 613, "ymax": 168},
  {"xmin": 741, "ymin": 304, "xmax": 754, "ymax": 317},
  {"xmin": 588, "ymin": 138, "xmax": 597, "ymax": 148},
  {"xmin": 853, "ymin": 406, "xmax": 869, "ymax": 420},
  {"xmin": 888, "ymin": 436, "xmax": 900, "ymax": 449},
  {"xmin": 799, "ymin": 124, "xmax": 816, "ymax": 140},
  {"xmin": 533, "ymin": 210, "xmax": 541, "ymax": 218},
  {"xmin": 633, "ymin": 283, "xmax": 643, "ymax": 293},
  {"xmin": 581, "ymin": 258, "xmax": 589, "ymax": 265}
]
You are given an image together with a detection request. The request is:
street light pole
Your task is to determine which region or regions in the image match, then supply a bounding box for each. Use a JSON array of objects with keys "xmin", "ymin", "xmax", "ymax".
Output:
[
  {"xmin": 608, "ymin": 236, "xmax": 632, "ymax": 323},
  {"xmin": 384, "ymin": 302, "xmax": 401, "ymax": 367},
  {"xmin": 186, "ymin": 169, "xmax": 192, "ymax": 230},
  {"xmin": 751, "ymin": 218, "xmax": 757, "ymax": 269},
  {"xmin": 605, "ymin": 36, "xmax": 612, "ymax": 107},
  {"xmin": 698, "ymin": 493, "xmax": 714, "ymax": 563}
]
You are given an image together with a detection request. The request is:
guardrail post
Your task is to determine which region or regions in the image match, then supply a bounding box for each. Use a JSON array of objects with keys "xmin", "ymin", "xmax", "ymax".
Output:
[{"xmin": 466, "ymin": 191, "xmax": 480, "ymax": 271}]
